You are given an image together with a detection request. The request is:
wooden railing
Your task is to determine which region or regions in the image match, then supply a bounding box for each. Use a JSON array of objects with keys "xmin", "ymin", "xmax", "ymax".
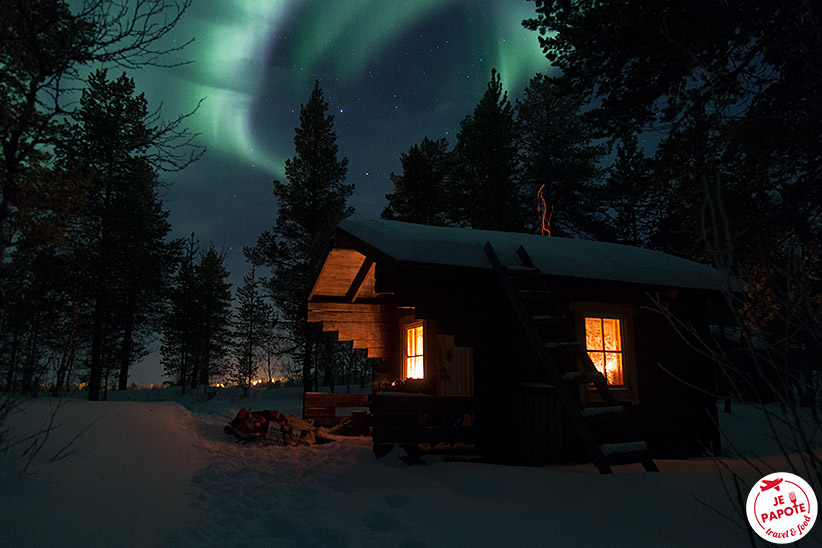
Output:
[
  {"xmin": 371, "ymin": 392, "xmax": 476, "ymax": 459},
  {"xmin": 302, "ymin": 392, "xmax": 371, "ymax": 430}
]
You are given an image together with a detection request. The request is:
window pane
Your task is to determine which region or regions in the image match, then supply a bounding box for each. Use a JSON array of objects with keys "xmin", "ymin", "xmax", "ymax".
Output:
[
  {"xmin": 602, "ymin": 318, "xmax": 622, "ymax": 351},
  {"xmin": 585, "ymin": 318, "xmax": 603, "ymax": 351},
  {"xmin": 605, "ymin": 352, "xmax": 623, "ymax": 385},
  {"xmin": 588, "ymin": 351, "xmax": 605, "ymax": 376},
  {"xmin": 584, "ymin": 316, "xmax": 624, "ymax": 386},
  {"xmin": 406, "ymin": 324, "xmax": 424, "ymax": 379},
  {"xmin": 407, "ymin": 356, "xmax": 424, "ymax": 379},
  {"xmin": 406, "ymin": 327, "xmax": 414, "ymax": 356}
]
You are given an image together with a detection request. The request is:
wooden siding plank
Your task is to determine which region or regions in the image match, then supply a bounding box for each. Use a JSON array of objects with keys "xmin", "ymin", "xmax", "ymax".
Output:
[
  {"xmin": 436, "ymin": 334, "xmax": 474, "ymax": 398},
  {"xmin": 304, "ymin": 393, "xmax": 370, "ymax": 407},
  {"xmin": 308, "ymin": 302, "xmax": 393, "ymax": 314},
  {"xmin": 311, "ymin": 248, "xmax": 368, "ymax": 298}
]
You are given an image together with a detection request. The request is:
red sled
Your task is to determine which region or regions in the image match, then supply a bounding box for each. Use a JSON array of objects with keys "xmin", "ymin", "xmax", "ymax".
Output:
[{"xmin": 224, "ymin": 408, "xmax": 289, "ymax": 442}]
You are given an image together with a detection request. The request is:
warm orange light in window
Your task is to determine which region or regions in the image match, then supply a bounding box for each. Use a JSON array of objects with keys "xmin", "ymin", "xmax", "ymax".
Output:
[
  {"xmin": 405, "ymin": 324, "xmax": 424, "ymax": 379},
  {"xmin": 584, "ymin": 317, "xmax": 623, "ymax": 385}
]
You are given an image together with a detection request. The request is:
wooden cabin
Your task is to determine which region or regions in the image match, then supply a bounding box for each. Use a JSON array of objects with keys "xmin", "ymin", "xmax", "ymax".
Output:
[{"xmin": 308, "ymin": 218, "xmax": 724, "ymax": 468}]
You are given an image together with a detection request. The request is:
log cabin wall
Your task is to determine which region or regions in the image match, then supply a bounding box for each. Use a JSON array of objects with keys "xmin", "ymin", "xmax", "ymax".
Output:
[
  {"xmin": 511, "ymin": 276, "xmax": 719, "ymax": 458},
  {"xmin": 309, "ymin": 237, "xmax": 720, "ymax": 460},
  {"xmin": 308, "ymin": 246, "xmax": 397, "ymax": 391}
]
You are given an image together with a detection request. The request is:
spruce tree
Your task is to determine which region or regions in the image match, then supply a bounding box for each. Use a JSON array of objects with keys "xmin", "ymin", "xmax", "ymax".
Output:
[
  {"xmin": 0, "ymin": 0, "xmax": 194, "ymax": 336},
  {"xmin": 516, "ymin": 74, "xmax": 605, "ymax": 237},
  {"xmin": 250, "ymin": 81, "xmax": 353, "ymax": 392},
  {"xmin": 161, "ymin": 234, "xmax": 199, "ymax": 391},
  {"xmin": 232, "ymin": 265, "xmax": 273, "ymax": 395},
  {"xmin": 452, "ymin": 69, "xmax": 522, "ymax": 231},
  {"xmin": 58, "ymin": 69, "xmax": 178, "ymax": 400},
  {"xmin": 382, "ymin": 137, "xmax": 451, "ymax": 226},
  {"xmin": 602, "ymin": 133, "xmax": 659, "ymax": 247},
  {"xmin": 192, "ymin": 245, "xmax": 233, "ymax": 388},
  {"xmin": 161, "ymin": 239, "xmax": 232, "ymax": 391}
]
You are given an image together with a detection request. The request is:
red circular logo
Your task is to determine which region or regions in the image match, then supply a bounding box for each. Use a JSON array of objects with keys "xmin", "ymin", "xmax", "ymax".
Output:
[{"xmin": 747, "ymin": 472, "xmax": 817, "ymax": 544}]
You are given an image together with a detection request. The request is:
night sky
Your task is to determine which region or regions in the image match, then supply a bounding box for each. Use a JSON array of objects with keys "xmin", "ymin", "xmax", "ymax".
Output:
[
  {"xmin": 137, "ymin": 0, "xmax": 550, "ymax": 273},
  {"xmin": 130, "ymin": 0, "xmax": 553, "ymax": 382}
]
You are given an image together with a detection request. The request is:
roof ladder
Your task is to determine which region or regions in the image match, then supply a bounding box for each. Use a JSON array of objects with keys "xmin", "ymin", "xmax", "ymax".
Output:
[{"xmin": 483, "ymin": 241, "xmax": 658, "ymax": 474}]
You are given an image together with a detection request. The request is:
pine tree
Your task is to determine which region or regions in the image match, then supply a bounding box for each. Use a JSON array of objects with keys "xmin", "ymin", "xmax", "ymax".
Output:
[
  {"xmin": 1, "ymin": 162, "xmax": 90, "ymax": 393},
  {"xmin": 0, "ymin": 0, "xmax": 195, "ymax": 336},
  {"xmin": 58, "ymin": 69, "xmax": 178, "ymax": 400},
  {"xmin": 232, "ymin": 265, "xmax": 273, "ymax": 395},
  {"xmin": 602, "ymin": 133, "xmax": 659, "ymax": 247},
  {"xmin": 161, "ymin": 238, "xmax": 232, "ymax": 391},
  {"xmin": 161, "ymin": 234, "xmax": 198, "ymax": 391},
  {"xmin": 192, "ymin": 245, "xmax": 233, "ymax": 388},
  {"xmin": 516, "ymin": 74, "xmax": 605, "ymax": 237},
  {"xmin": 452, "ymin": 69, "xmax": 522, "ymax": 231},
  {"xmin": 382, "ymin": 137, "xmax": 452, "ymax": 226},
  {"xmin": 249, "ymin": 81, "xmax": 353, "ymax": 392}
]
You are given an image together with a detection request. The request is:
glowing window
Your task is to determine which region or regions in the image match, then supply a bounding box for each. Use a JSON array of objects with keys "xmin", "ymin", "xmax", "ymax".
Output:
[
  {"xmin": 405, "ymin": 323, "xmax": 424, "ymax": 379},
  {"xmin": 584, "ymin": 317, "xmax": 624, "ymax": 385}
]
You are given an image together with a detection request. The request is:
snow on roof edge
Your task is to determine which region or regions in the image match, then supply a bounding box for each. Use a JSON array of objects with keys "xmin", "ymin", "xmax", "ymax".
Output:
[{"xmin": 337, "ymin": 217, "xmax": 730, "ymax": 292}]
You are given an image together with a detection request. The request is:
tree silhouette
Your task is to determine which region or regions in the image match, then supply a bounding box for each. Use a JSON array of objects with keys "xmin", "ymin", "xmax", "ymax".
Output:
[
  {"xmin": 57, "ymin": 69, "xmax": 178, "ymax": 400},
  {"xmin": 382, "ymin": 137, "xmax": 451, "ymax": 226},
  {"xmin": 0, "ymin": 0, "xmax": 198, "ymax": 336},
  {"xmin": 452, "ymin": 69, "xmax": 523, "ymax": 231},
  {"xmin": 516, "ymin": 74, "xmax": 604, "ymax": 237},
  {"xmin": 249, "ymin": 81, "xmax": 353, "ymax": 391}
]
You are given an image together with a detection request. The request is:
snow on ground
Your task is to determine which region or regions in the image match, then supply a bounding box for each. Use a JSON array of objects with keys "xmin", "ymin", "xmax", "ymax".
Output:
[{"xmin": 1, "ymin": 387, "xmax": 820, "ymax": 547}]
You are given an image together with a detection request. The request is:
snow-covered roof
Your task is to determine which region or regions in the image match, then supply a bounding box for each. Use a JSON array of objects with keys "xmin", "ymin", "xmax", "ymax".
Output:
[{"xmin": 337, "ymin": 217, "xmax": 728, "ymax": 291}]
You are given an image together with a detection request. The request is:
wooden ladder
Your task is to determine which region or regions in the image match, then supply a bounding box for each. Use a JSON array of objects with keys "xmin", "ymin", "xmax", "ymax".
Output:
[{"xmin": 484, "ymin": 242, "xmax": 658, "ymax": 474}]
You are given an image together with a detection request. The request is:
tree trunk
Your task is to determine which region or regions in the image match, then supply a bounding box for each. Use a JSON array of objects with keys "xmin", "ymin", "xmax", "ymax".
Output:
[
  {"xmin": 21, "ymin": 309, "xmax": 40, "ymax": 393},
  {"xmin": 302, "ymin": 324, "xmax": 314, "ymax": 392},
  {"xmin": 0, "ymin": 172, "xmax": 17, "ymax": 340},
  {"xmin": 5, "ymin": 329, "xmax": 19, "ymax": 392},
  {"xmin": 198, "ymin": 323, "xmax": 211, "ymax": 388},
  {"xmin": 88, "ymin": 281, "xmax": 106, "ymax": 401},
  {"xmin": 179, "ymin": 334, "xmax": 188, "ymax": 395},
  {"xmin": 118, "ymin": 276, "xmax": 137, "ymax": 391},
  {"xmin": 56, "ymin": 288, "xmax": 81, "ymax": 394}
]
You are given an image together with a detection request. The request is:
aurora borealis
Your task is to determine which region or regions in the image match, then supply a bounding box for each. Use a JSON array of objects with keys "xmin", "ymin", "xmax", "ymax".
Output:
[{"xmin": 135, "ymin": 0, "xmax": 549, "ymax": 257}]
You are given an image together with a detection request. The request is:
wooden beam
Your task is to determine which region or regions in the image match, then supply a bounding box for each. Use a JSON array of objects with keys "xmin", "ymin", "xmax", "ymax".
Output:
[
  {"xmin": 307, "ymin": 310, "xmax": 386, "ymax": 323},
  {"xmin": 366, "ymin": 347, "xmax": 388, "ymax": 358},
  {"xmin": 344, "ymin": 258, "xmax": 374, "ymax": 302}
]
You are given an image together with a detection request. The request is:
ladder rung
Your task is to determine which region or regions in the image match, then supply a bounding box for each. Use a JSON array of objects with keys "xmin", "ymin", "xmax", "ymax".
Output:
[
  {"xmin": 600, "ymin": 441, "xmax": 649, "ymax": 459},
  {"xmin": 505, "ymin": 265, "xmax": 539, "ymax": 274},
  {"xmin": 562, "ymin": 370, "xmax": 606, "ymax": 384},
  {"xmin": 545, "ymin": 341, "xmax": 582, "ymax": 349},
  {"xmin": 484, "ymin": 241, "xmax": 656, "ymax": 474},
  {"xmin": 532, "ymin": 315, "xmax": 568, "ymax": 326},
  {"xmin": 517, "ymin": 289, "xmax": 552, "ymax": 300},
  {"xmin": 581, "ymin": 406, "xmax": 624, "ymax": 419}
]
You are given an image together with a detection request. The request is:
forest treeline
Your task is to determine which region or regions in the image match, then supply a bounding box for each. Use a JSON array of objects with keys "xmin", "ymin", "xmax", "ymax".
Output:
[{"xmin": 1, "ymin": 1, "xmax": 819, "ymax": 399}]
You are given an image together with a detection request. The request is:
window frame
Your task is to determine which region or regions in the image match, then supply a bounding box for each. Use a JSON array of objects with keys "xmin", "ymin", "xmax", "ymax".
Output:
[
  {"xmin": 403, "ymin": 320, "xmax": 426, "ymax": 380},
  {"xmin": 570, "ymin": 301, "xmax": 638, "ymax": 404},
  {"xmin": 584, "ymin": 316, "xmax": 626, "ymax": 387}
]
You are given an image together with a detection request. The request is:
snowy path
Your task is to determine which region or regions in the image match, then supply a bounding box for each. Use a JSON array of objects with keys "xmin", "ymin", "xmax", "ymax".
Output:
[{"xmin": 1, "ymin": 390, "xmax": 820, "ymax": 547}]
